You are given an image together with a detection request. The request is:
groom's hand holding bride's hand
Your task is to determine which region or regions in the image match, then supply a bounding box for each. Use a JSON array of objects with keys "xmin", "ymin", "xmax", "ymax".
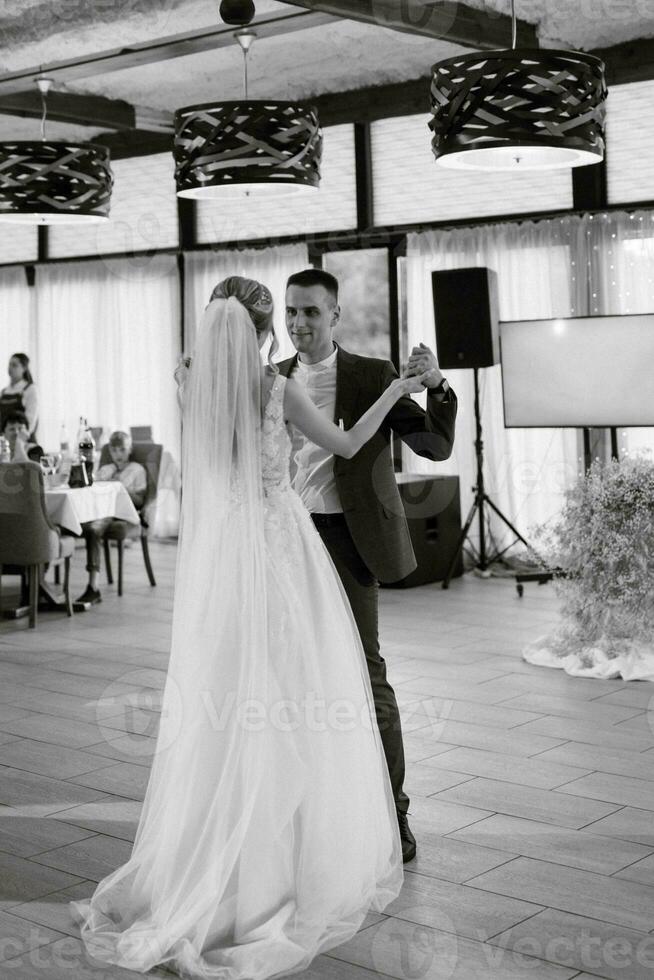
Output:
[
  {"xmin": 396, "ymin": 370, "xmax": 434, "ymax": 395},
  {"xmin": 406, "ymin": 343, "xmax": 443, "ymax": 389}
]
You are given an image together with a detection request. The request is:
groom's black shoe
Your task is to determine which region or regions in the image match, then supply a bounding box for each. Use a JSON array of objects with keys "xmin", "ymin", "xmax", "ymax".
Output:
[{"xmin": 398, "ymin": 810, "xmax": 416, "ymax": 862}]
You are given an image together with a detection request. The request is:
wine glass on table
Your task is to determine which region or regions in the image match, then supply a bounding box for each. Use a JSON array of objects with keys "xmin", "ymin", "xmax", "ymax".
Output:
[
  {"xmin": 50, "ymin": 452, "xmax": 63, "ymax": 486},
  {"xmin": 40, "ymin": 455, "xmax": 55, "ymax": 489}
]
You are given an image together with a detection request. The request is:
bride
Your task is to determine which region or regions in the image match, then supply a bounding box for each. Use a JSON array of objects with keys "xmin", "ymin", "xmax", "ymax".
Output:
[{"xmin": 70, "ymin": 276, "xmax": 431, "ymax": 979}]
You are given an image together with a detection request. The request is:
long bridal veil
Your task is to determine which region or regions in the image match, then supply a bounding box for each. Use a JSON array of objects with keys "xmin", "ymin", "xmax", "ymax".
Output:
[
  {"xmin": 70, "ymin": 293, "xmax": 403, "ymax": 980},
  {"xmin": 70, "ymin": 297, "xmax": 274, "ymax": 975}
]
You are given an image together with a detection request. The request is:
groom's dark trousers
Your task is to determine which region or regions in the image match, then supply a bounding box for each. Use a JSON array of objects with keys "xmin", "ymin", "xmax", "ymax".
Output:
[
  {"xmin": 311, "ymin": 511, "xmax": 409, "ymax": 812},
  {"xmin": 278, "ymin": 345, "xmax": 457, "ymax": 817}
]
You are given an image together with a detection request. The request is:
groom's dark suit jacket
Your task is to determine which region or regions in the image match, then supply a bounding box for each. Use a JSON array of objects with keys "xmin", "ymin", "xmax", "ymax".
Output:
[{"xmin": 277, "ymin": 345, "xmax": 457, "ymax": 583}]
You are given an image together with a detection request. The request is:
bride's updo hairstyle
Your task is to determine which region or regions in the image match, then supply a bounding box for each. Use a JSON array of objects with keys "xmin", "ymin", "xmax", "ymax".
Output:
[{"xmin": 210, "ymin": 275, "xmax": 279, "ymax": 373}]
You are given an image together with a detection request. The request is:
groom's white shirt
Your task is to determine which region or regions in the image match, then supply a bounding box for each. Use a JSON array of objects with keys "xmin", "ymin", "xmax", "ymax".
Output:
[{"xmin": 290, "ymin": 344, "xmax": 343, "ymax": 514}]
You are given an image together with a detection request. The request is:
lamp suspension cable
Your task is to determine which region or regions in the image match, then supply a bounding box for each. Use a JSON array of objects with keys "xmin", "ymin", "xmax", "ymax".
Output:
[
  {"xmin": 236, "ymin": 28, "xmax": 256, "ymax": 100},
  {"xmin": 36, "ymin": 77, "xmax": 52, "ymax": 141},
  {"xmin": 39, "ymin": 87, "xmax": 46, "ymax": 140},
  {"xmin": 243, "ymin": 39, "xmax": 248, "ymax": 99}
]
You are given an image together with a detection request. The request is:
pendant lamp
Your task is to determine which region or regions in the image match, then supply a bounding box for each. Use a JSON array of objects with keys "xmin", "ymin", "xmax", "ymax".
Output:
[
  {"xmin": 429, "ymin": 0, "xmax": 607, "ymax": 171},
  {"xmin": 174, "ymin": 2, "xmax": 322, "ymax": 198},
  {"xmin": 0, "ymin": 78, "xmax": 113, "ymax": 223}
]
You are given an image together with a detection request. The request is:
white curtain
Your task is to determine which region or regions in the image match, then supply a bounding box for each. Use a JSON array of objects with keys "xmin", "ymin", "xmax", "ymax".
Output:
[
  {"xmin": 405, "ymin": 216, "xmax": 585, "ymax": 553},
  {"xmin": 583, "ymin": 210, "xmax": 654, "ymax": 457},
  {"xmin": 183, "ymin": 243, "xmax": 309, "ymax": 361},
  {"xmin": 0, "ymin": 266, "xmax": 37, "ymax": 394},
  {"xmin": 35, "ymin": 256, "xmax": 182, "ymax": 535}
]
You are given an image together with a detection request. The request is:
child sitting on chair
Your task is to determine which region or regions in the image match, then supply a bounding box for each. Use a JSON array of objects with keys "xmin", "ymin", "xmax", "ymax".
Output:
[
  {"xmin": 3, "ymin": 411, "xmax": 44, "ymax": 462},
  {"xmin": 76, "ymin": 431, "xmax": 147, "ymax": 606}
]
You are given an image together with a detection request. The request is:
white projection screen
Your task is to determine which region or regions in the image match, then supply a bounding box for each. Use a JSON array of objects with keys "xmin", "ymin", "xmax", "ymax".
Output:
[{"xmin": 500, "ymin": 314, "xmax": 654, "ymax": 428}]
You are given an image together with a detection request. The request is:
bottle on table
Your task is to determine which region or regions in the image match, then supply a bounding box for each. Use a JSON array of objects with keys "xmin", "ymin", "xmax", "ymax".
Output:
[
  {"xmin": 60, "ymin": 422, "xmax": 70, "ymax": 455},
  {"xmin": 59, "ymin": 422, "xmax": 72, "ymax": 478},
  {"xmin": 77, "ymin": 417, "xmax": 95, "ymax": 486},
  {"xmin": 0, "ymin": 435, "xmax": 10, "ymax": 463}
]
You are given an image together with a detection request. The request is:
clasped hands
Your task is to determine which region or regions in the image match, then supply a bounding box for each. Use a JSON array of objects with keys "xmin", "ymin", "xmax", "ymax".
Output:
[{"xmin": 401, "ymin": 343, "xmax": 444, "ymax": 389}]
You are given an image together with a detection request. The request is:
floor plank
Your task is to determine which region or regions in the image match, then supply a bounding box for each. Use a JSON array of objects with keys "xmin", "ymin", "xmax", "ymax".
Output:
[
  {"xmin": 469, "ymin": 856, "xmax": 654, "ymax": 931},
  {"xmin": 434, "ymin": 777, "xmax": 621, "ymax": 829},
  {"xmin": 489, "ymin": 907, "xmax": 654, "ymax": 980},
  {"xmin": 418, "ymin": 745, "xmax": 593, "ymax": 790},
  {"xmin": 533, "ymin": 741, "xmax": 654, "ymax": 782},
  {"xmin": 581, "ymin": 806, "xmax": 654, "ymax": 847},
  {"xmin": 448, "ymin": 813, "xmax": 654, "ymax": 875},
  {"xmin": 327, "ymin": 915, "xmax": 578, "ymax": 980},
  {"xmin": 555, "ymin": 772, "xmax": 654, "ymax": 811}
]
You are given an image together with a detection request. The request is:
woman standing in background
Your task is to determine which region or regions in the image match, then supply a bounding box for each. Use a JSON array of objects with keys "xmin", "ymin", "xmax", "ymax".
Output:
[{"xmin": 0, "ymin": 353, "xmax": 38, "ymax": 438}]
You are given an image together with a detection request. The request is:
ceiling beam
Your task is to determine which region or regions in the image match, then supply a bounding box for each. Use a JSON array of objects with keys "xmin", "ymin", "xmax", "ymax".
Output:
[
  {"xmin": 314, "ymin": 76, "xmax": 429, "ymax": 125},
  {"xmin": 280, "ymin": 0, "xmax": 537, "ymax": 48},
  {"xmin": 99, "ymin": 130, "xmax": 173, "ymax": 159},
  {"xmin": 592, "ymin": 37, "xmax": 654, "ymax": 86},
  {"xmin": 0, "ymin": 8, "xmax": 340, "ymax": 96},
  {"xmin": 0, "ymin": 91, "xmax": 173, "ymax": 133}
]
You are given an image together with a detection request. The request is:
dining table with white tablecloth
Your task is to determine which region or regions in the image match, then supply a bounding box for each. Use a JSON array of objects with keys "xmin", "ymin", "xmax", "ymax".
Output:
[{"xmin": 45, "ymin": 480, "xmax": 140, "ymax": 536}]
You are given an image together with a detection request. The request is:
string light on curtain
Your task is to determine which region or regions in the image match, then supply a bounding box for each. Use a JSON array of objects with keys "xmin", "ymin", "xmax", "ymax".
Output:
[
  {"xmin": 0, "ymin": 78, "xmax": 113, "ymax": 224},
  {"xmin": 429, "ymin": 0, "xmax": 608, "ymax": 171},
  {"xmin": 174, "ymin": 0, "xmax": 322, "ymax": 199}
]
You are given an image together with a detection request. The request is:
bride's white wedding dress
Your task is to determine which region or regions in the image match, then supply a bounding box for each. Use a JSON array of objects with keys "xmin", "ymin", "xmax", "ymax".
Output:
[{"xmin": 70, "ymin": 365, "xmax": 403, "ymax": 979}]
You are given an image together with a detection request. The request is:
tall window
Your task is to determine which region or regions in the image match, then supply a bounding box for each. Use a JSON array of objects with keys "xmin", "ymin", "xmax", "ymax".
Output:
[
  {"xmin": 323, "ymin": 248, "xmax": 391, "ymax": 360},
  {"xmin": 48, "ymin": 153, "xmax": 179, "ymax": 259},
  {"xmin": 606, "ymin": 80, "xmax": 654, "ymax": 205},
  {"xmin": 196, "ymin": 125, "xmax": 358, "ymax": 244},
  {"xmin": 371, "ymin": 114, "xmax": 574, "ymax": 226}
]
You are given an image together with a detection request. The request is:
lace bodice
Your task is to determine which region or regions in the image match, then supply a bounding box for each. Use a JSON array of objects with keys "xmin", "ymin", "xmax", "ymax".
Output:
[{"xmin": 261, "ymin": 373, "xmax": 292, "ymax": 496}]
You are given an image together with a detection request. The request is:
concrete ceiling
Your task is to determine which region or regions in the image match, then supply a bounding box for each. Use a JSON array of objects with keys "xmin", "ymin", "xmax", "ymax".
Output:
[
  {"xmin": 0, "ymin": 0, "xmax": 653, "ymax": 142},
  {"xmin": 478, "ymin": 0, "xmax": 654, "ymax": 50},
  {"xmin": 65, "ymin": 20, "xmax": 458, "ymax": 110}
]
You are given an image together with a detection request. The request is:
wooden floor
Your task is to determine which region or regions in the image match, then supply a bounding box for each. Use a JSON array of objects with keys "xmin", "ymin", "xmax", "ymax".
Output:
[{"xmin": 0, "ymin": 544, "xmax": 653, "ymax": 980}]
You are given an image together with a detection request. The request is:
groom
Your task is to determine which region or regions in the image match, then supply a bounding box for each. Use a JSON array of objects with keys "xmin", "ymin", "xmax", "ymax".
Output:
[{"xmin": 279, "ymin": 269, "xmax": 457, "ymax": 862}]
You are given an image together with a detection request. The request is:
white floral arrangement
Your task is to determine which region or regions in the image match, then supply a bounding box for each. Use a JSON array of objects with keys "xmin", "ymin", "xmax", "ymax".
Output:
[{"xmin": 531, "ymin": 452, "xmax": 654, "ymax": 666}]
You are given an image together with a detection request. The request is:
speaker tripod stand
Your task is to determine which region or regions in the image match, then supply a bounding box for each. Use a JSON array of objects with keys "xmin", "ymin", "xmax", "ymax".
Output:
[{"xmin": 442, "ymin": 367, "xmax": 534, "ymax": 589}]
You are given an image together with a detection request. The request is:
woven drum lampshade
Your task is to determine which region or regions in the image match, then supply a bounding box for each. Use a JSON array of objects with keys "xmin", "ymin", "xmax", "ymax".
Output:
[
  {"xmin": 174, "ymin": 100, "xmax": 322, "ymax": 198},
  {"xmin": 430, "ymin": 49, "xmax": 607, "ymax": 171},
  {"xmin": 0, "ymin": 140, "xmax": 113, "ymax": 223}
]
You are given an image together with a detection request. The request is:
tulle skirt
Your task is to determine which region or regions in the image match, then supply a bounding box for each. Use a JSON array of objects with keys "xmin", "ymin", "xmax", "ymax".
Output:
[{"xmin": 70, "ymin": 488, "xmax": 404, "ymax": 978}]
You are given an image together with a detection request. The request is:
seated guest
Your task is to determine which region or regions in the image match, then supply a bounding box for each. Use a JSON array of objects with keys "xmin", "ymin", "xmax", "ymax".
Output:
[
  {"xmin": 2, "ymin": 411, "xmax": 44, "ymax": 462},
  {"xmin": 76, "ymin": 431, "xmax": 147, "ymax": 606}
]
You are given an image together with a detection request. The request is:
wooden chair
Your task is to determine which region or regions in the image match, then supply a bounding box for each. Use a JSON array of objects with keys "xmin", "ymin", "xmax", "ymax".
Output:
[
  {"xmin": 99, "ymin": 443, "xmax": 163, "ymax": 597},
  {"xmin": 0, "ymin": 462, "xmax": 74, "ymax": 627}
]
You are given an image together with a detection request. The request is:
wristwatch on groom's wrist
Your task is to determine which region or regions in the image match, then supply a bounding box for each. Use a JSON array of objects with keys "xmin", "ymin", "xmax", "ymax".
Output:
[{"xmin": 430, "ymin": 377, "xmax": 450, "ymax": 396}]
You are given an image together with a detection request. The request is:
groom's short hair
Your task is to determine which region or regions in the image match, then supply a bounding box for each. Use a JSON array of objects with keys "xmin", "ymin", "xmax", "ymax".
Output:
[{"xmin": 287, "ymin": 269, "xmax": 339, "ymax": 305}]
